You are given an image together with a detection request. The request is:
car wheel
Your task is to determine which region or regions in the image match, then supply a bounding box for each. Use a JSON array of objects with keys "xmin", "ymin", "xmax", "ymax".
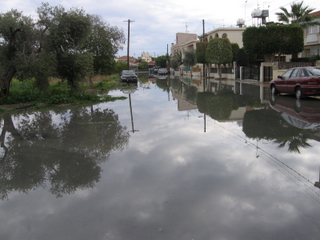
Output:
[
  {"xmin": 271, "ymin": 85, "xmax": 278, "ymax": 95},
  {"xmin": 295, "ymin": 87, "xmax": 303, "ymax": 100}
]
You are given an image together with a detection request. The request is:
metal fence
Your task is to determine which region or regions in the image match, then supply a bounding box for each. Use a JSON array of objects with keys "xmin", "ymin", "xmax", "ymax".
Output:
[{"xmin": 277, "ymin": 62, "xmax": 314, "ymax": 69}]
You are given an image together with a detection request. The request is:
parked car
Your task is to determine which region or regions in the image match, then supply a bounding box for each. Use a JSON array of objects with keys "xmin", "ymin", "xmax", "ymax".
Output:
[
  {"xmin": 270, "ymin": 66, "xmax": 320, "ymax": 99},
  {"xmin": 120, "ymin": 70, "xmax": 138, "ymax": 83},
  {"xmin": 152, "ymin": 66, "xmax": 160, "ymax": 74},
  {"xmin": 158, "ymin": 68, "xmax": 168, "ymax": 75}
]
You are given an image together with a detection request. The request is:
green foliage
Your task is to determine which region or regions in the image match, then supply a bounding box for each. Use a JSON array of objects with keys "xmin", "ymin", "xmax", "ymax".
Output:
[
  {"xmin": 183, "ymin": 50, "xmax": 197, "ymax": 68},
  {"xmin": 276, "ymin": 1, "xmax": 317, "ymax": 27},
  {"xmin": 155, "ymin": 55, "xmax": 169, "ymax": 68},
  {"xmin": 206, "ymin": 38, "xmax": 233, "ymax": 78},
  {"xmin": 85, "ymin": 15, "xmax": 125, "ymax": 75},
  {"xmin": 171, "ymin": 50, "xmax": 183, "ymax": 65},
  {"xmin": 114, "ymin": 61, "xmax": 128, "ymax": 73},
  {"xmin": 138, "ymin": 61, "xmax": 148, "ymax": 70},
  {"xmin": 237, "ymin": 48, "xmax": 249, "ymax": 66},
  {"xmin": 196, "ymin": 42, "xmax": 208, "ymax": 64},
  {"xmin": 243, "ymin": 25, "xmax": 304, "ymax": 58},
  {"xmin": 206, "ymin": 38, "xmax": 233, "ymax": 65},
  {"xmin": 170, "ymin": 59, "xmax": 179, "ymax": 70},
  {"xmin": 231, "ymin": 43, "xmax": 240, "ymax": 63},
  {"xmin": 0, "ymin": 3, "xmax": 125, "ymax": 97}
]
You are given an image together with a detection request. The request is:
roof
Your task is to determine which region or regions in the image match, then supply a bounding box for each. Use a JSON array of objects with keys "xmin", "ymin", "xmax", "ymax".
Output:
[
  {"xmin": 117, "ymin": 56, "xmax": 136, "ymax": 60},
  {"xmin": 310, "ymin": 11, "xmax": 320, "ymax": 17},
  {"xmin": 148, "ymin": 60, "xmax": 155, "ymax": 66}
]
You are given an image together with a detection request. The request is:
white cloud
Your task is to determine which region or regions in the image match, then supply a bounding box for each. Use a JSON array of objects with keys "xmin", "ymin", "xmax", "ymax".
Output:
[{"xmin": 2, "ymin": 0, "xmax": 319, "ymax": 57}]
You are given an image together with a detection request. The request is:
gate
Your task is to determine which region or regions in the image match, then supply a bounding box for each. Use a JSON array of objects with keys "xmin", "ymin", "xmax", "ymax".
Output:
[
  {"xmin": 241, "ymin": 66, "xmax": 260, "ymax": 80},
  {"xmin": 263, "ymin": 66, "xmax": 273, "ymax": 82}
]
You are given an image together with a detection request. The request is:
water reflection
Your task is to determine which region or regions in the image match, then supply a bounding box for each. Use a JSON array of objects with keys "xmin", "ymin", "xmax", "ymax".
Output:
[
  {"xmin": 2, "ymin": 75, "xmax": 320, "ymax": 239},
  {"xmin": 0, "ymin": 105, "xmax": 130, "ymax": 199}
]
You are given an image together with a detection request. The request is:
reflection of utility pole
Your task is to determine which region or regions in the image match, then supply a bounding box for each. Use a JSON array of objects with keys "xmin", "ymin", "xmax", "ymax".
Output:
[
  {"xmin": 129, "ymin": 93, "xmax": 139, "ymax": 133},
  {"xmin": 124, "ymin": 19, "xmax": 135, "ymax": 70},
  {"xmin": 204, "ymin": 113, "xmax": 206, "ymax": 133},
  {"xmin": 315, "ymin": 166, "xmax": 320, "ymax": 189}
]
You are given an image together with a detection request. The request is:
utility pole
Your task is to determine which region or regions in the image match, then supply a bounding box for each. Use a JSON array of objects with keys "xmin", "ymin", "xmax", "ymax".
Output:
[{"xmin": 124, "ymin": 19, "xmax": 135, "ymax": 70}]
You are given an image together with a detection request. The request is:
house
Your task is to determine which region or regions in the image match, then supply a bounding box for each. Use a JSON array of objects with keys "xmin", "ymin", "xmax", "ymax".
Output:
[
  {"xmin": 199, "ymin": 27, "xmax": 246, "ymax": 48},
  {"xmin": 138, "ymin": 52, "xmax": 153, "ymax": 62},
  {"xmin": 116, "ymin": 56, "xmax": 136, "ymax": 63},
  {"xmin": 171, "ymin": 32, "xmax": 199, "ymax": 59},
  {"xmin": 302, "ymin": 11, "xmax": 320, "ymax": 57}
]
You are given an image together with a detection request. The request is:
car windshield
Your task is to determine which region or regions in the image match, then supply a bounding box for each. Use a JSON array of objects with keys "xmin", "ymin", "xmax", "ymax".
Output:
[
  {"xmin": 305, "ymin": 68, "xmax": 320, "ymax": 76},
  {"xmin": 122, "ymin": 70, "xmax": 135, "ymax": 75}
]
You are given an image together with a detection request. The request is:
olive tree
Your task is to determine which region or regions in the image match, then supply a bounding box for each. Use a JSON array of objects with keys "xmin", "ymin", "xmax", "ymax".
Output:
[
  {"xmin": 0, "ymin": 10, "xmax": 35, "ymax": 96},
  {"xmin": 0, "ymin": 2, "xmax": 126, "ymax": 96},
  {"xmin": 183, "ymin": 50, "xmax": 197, "ymax": 76}
]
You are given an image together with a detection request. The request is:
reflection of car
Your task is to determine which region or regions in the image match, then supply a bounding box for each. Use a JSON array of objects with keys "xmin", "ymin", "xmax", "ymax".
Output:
[
  {"xmin": 120, "ymin": 70, "xmax": 138, "ymax": 82},
  {"xmin": 158, "ymin": 68, "xmax": 168, "ymax": 75},
  {"xmin": 270, "ymin": 95, "xmax": 320, "ymax": 129},
  {"xmin": 270, "ymin": 66, "xmax": 320, "ymax": 99},
  {"xmin": 152, "ymin": 66, "xmax": 160, "ymax": 74}
]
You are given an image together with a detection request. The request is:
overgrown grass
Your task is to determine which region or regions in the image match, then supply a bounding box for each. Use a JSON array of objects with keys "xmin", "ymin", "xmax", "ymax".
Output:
[{"xmin": 0, "ymin": 75, "xmax": 126, "ymax": 106}]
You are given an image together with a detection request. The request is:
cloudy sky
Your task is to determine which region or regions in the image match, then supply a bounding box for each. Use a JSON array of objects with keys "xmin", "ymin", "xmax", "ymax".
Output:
[{"xmin": 3, "ymin": 0, "xmax": 320, "ymax": 58}]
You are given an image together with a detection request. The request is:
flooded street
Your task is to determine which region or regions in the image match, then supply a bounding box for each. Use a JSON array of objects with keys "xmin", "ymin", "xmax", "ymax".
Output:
[{"xmin": 1, "ymin": 74, "xmax": 320, "ymax": 239}]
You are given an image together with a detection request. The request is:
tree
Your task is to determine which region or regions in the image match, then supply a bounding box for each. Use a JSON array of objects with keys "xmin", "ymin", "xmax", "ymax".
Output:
[
  {"xmin": 0, "ymin": 3, "xmax": 126, "ymax": 96},
  {"xmin": 231, "ymin": 43, "xmax": 239, "ymax": 65},
  {"xmin": 196, "ymin": 42, "xmax": 208, "ymax": 64},
  {"xmin": 155, "ymin": 54, "xmax": 169, "ymax": 68},
  {"xmin": 237, "ymin": 48, "xmax": 249, "ymax": 66},
  {"xmin": 206, "ymin": 38, "xmax": 233, "ymax": 78},
  {"xmin": 47, "ymin": 7, "xmax": 93, "ymax": 91},
  {"xmin": 171, "ymin": 50, "xmax": 183, "ymax": 65},
  {"xmin": 243, "ymin": 25, "xmax": 304, "ymax": 61},
  {"xmin": 183, "ymin": 50, "xmax": 197, "ymax": 75},
  {"xmin": 276, "ymin": 1, "xmax": 317, "ymax": 27},
  {"xmin": 0, "ymin": 10, "xmax": 35, "ymax": 97},
  {"xmin": 138, "ymin": 61, "xmax": 148, "ymax": 70},
  {"xmin": 85, "ymin": 15, "xmax": 125, "ymax": 75}
]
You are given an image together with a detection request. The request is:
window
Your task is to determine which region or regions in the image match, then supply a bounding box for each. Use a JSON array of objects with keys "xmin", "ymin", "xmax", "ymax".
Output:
[
  {"xmin": 222, "ymin": 33, "xmax": 227, "ymax": 38},
  {"xmin": 291, "ymin": 68, "xmax": 300, "ymax": 78},
  {"xmin": 309, "ymin": 25, "xmax": 319, "ymax": 34},
  {"xmin": 282, "ymin": 69, "xmax": 294, "ymax": 79}
]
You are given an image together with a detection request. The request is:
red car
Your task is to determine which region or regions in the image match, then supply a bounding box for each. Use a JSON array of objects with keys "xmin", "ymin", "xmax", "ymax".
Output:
[{"xmin": 270, "ymin": 66, "xmax": 320, "ymax": 99}]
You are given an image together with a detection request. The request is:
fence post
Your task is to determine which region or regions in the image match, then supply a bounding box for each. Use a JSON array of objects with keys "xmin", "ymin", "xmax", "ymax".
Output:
[{"xmin": 260, "ymin": 64, "xmax": 264, "ymax": 83}]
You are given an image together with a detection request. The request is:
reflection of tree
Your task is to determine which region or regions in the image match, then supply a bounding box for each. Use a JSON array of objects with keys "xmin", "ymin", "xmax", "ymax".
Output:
[
  {"xmin": 171, "ymin": 77, "xmax": 182, "ymax": 93},
  {"xmin": 196, "ymin": 91, "xmax": 234, "ymax": 121},
  {"xmin": 184, "ymin": 85, "xmax": 197, "ymax": 103},
  {"xmin": 0, "ymin": 105, "xmax": 130, "ymax": 199},
  {"xmin": 243, "ymin": 108, "xmax": 312, "ymax": 153},
  {"xmin": 156, "ymin": 79, "xmax": 169, "ymax": 91},
  {"xmin": 274, "ymin": 134, "xmax": 311, "ymax": 153}
]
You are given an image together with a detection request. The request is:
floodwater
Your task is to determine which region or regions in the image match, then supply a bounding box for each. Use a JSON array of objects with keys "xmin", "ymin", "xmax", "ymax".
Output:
[{"xmin": 1, "ymin": 74, "xmax": 320, "ymax": 240}]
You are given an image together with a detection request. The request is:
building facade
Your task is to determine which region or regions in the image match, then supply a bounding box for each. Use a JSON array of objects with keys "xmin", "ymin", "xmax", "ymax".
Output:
[
  {"xmin": 199, "ymin": 27, "xmax": 246, "ymax": 47},
  {"xmin": 302, "ymin": 11, "xmax": 320, "ymax": 57},
  {"xmin": 171, "ymin": 32, "xmax": 199, "ymax": 59}
]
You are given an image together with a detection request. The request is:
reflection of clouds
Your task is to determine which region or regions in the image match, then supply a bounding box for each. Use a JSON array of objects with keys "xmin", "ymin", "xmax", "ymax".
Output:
[{"xmin": 2, "ymin": 87, "xmax": 320, "ymax": 239}]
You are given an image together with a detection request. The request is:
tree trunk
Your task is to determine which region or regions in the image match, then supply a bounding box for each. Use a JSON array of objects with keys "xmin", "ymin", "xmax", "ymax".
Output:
[{"xmin": 0, "ymin": 66, "xmax": 16, "ymax": 97}]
